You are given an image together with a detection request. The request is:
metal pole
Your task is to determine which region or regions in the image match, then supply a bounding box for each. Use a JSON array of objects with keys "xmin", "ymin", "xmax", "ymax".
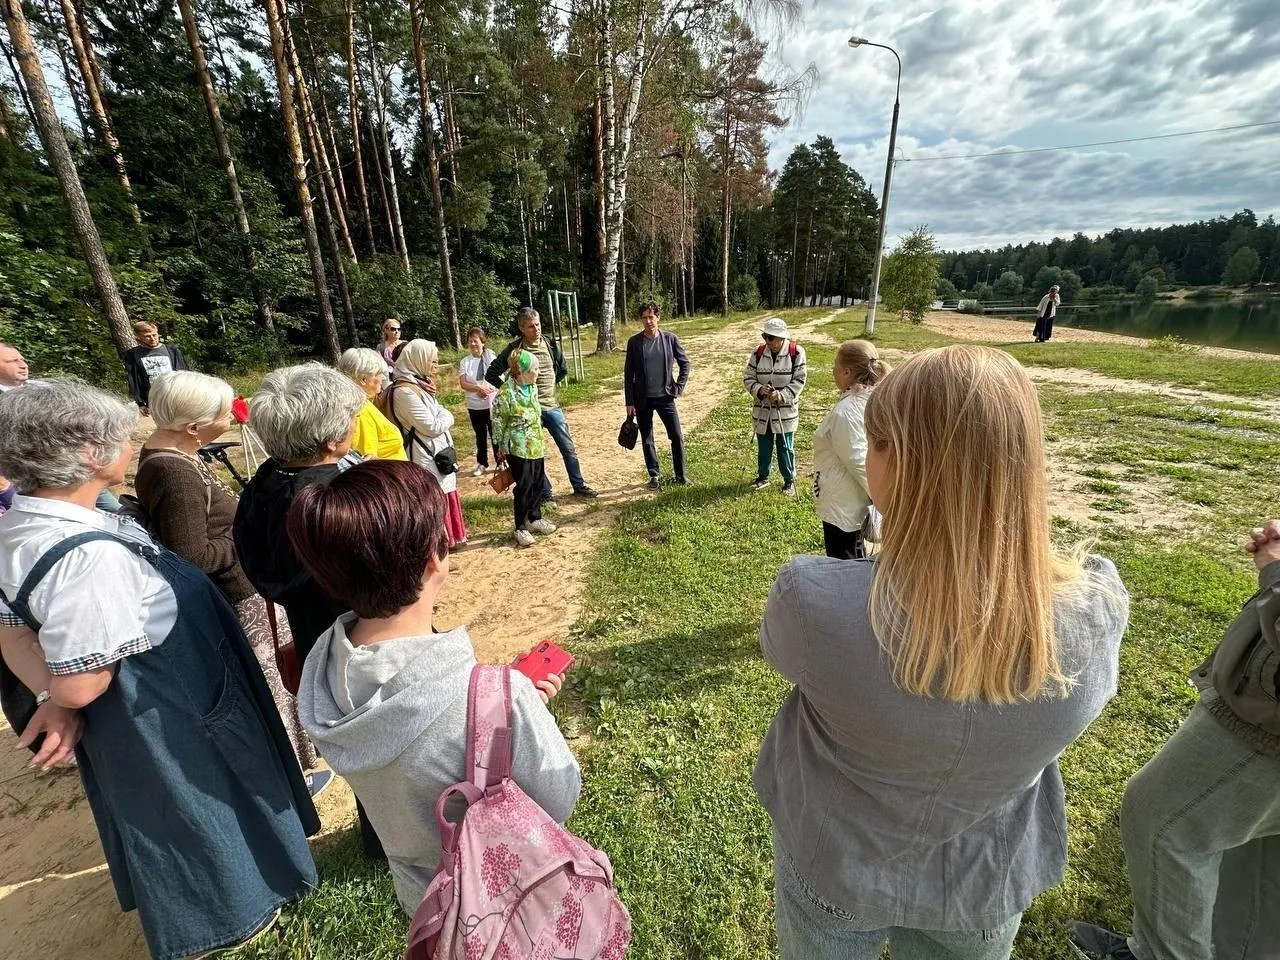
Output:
[{"xmin": 858, "ymin": 41, "xmax": 901, "ymax": 337}]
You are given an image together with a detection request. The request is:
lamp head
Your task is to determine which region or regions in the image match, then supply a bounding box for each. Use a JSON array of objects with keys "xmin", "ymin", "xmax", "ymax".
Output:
[{"xmin": 848, "ymin": 36, "xmax": 867, "ymax": 48}]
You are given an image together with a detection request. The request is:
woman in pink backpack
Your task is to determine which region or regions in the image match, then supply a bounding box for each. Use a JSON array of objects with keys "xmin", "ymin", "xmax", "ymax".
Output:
[{"xmin": 286, "ymin": 459, "xmax": 580, "ymax": 916}]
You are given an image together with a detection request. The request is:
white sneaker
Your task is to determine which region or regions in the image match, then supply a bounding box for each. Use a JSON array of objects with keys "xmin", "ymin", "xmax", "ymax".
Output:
[
  {"xmin": 470, "ymin": 464, "xmax": 486, "ymax": 477},
  {"xmin": 526, "ymin": 518, "xmax": 557, "ymax": 535},
  {"xmin": 514, "ymin": 528, "xmax": 536, "ymax": 548}
]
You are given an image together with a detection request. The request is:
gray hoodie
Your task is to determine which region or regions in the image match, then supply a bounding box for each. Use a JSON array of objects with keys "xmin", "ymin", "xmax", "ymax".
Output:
[{"xmin": 297, "ymin": 614, "xmax": 582, "ymax": 915}]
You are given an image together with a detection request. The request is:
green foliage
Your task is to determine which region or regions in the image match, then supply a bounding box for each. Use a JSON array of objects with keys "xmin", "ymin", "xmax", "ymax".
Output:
[
  {"xmin": 451, "ymin": 262, "xmax": 518, "ymax": 340},
  {"xmin": 880, "ymin": 226, "xmax": 940, "ymax": 323},
  {"xmin": 1221, "ymin": 245, "xmax": 1260, "ymax": 286},
  {"xmin": 346, "ymin": 256, "xmax": 446, "ymax": 344},
  {"xmin": 1147, "ymin": 334, "xmax": 1198, "ymax": 355},
  {"xmin": 728, "ymin": 274, "xmax": 761, "ymax": 311},
  {"xmin": 934, "ymin": 277, "xmax": 959, "ymax": 301},
  {"xmin": 1135, "ymin": 273, "xmax": 1160, "ymax": 301},
  {"xmin": 1032, "ymin": 265, "xmax": 1084, "ymax": 302},
  {"xmin": 992, "ymin": 269, "xmax": 1023, "ymax": 299}
]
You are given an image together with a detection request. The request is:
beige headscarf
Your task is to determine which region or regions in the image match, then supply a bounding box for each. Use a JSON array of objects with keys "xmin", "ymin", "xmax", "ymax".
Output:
[{"xmin": 392, "ymin": 339, "xmax": 438, "ymax": 381}]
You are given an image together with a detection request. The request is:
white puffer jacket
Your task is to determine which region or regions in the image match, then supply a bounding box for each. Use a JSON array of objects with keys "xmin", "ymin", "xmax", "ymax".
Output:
[{"xmin": 812, "ymin": 387, "xmax": 873, "ymax": 533}]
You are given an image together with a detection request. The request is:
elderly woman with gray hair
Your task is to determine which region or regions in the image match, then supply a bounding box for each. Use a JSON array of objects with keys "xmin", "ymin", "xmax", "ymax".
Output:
[
  {"xmin": 135, "ymin": 371, "xmax": 322, "ymax": 784},
  {"xmin": 336, "ymin": 347, "xmax": 407, "ymax": 461},
  {"xmin": 0, "ymin": 379, "xmax": 319, "ymax": 960},
  {"xmin": 391, "ymin": 339, "xmax": 468, "ymax": 546}
]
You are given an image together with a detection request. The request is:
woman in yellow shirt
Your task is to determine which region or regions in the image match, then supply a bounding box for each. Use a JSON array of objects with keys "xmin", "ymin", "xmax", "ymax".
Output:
[{"xmin": 336, "ymin": 348, "xmax": 407, "ymax": 461}]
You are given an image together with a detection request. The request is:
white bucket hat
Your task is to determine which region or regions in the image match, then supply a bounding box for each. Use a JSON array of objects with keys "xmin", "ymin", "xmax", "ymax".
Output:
[{"xmin": 760, "ymin": 317, "xmax": 789, "ymax": 340}]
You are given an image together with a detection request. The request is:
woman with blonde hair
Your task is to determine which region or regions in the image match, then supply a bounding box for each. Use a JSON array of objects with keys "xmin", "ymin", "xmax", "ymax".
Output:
[
  {"xmin": 812, "ymin": 339, "xmax": 889, "ymax": 560},
  {"xmin": 379, "ymin": 318, "xmax": 404, "ymax": 369},
  {"xmin": 755, "ymin": 345, "xmax": 1129, "ymax": 960},
  {"xmin": 136, "ymin": 371, "xmax": 323, "ymax": 784},
  {"xmin": 391, "ymin": 339, "xmax": 468, "ymax": 546},
  {"xmin": 336, "ymin": 347, "xmax": 407, "ymax": 461}
]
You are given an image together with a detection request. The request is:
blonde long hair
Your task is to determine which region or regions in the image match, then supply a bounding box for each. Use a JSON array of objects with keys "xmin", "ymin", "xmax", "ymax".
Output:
[{"xmin": 864, "ymin": 345, "xmax": 1082, "ymax": 704}]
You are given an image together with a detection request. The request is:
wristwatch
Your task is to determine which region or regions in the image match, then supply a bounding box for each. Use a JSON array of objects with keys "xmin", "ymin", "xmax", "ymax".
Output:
[{"xmin": 35, "ymin": 690, "xmax": 51, "ymax": 706}]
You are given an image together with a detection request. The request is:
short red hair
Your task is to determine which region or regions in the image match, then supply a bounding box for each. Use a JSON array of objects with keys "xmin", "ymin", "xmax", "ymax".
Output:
[{"xmin": 286, "ymin": 460, "xmax": 449, "ymax": 619}]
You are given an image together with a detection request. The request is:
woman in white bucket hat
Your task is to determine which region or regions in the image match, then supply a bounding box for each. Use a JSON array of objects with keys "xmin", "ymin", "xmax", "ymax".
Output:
[{"xmin": 744, "ymin": 317, "xmax": 807, "ymax": 495}]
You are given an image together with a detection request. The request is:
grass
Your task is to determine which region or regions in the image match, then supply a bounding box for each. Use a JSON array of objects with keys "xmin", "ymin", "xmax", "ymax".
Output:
[{"xmin": 225, "ymin": 307, "xmax": 1279, "ymax": 960}]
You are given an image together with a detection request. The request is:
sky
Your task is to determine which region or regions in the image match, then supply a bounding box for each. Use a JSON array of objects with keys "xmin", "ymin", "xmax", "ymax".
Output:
[{"xmin": 763, "ymin": 0, "xmax": 1280, "ymax": 251}]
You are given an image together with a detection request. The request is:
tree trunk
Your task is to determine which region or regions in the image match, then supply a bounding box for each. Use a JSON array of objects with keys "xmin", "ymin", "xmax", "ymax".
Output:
[
  {"xmin": 2, "ymin": 0, "xmax": 132, "ymax": 352},
  {"xmin": 177, "ymin": 0, "xmax": 273, "ymax": 330},
  {"xmin": 409, "ymin": 0, "xmax": 460, "ymax": 347},
  {"xmin": 0, "ymin": 33, "xmax": 36, "ymax": 131},
  {"xmin": 38, "ymin": 0, "xmax": 89, "ymax": 140},
  {"xmin": 369, "ymin": 41, "xmax": 409, "ymax": 272},
  {"xmin": 343, "ymin": 0, "xmax": 374, "ymax": 254},
  {"xmin": 802, "ymin": 208, "xmax": 814, "ymax": 306},
  {"xmin": 301, "ymin": 10, "xmax": 353, "ymax": 233},
  {"xmin": 58, "ymin": 0, "xmax": 148, "ymax": 253},
  {"xmin": 720, "ymin": 154, "xmax": 731, "ymax": 315},
  {"xmin": 591, "ymin": 85, "xmax": 605, "ymax": 303},
  {"xmin": 281, "ymin": 2, "xmax": 356, "ymax": 263},
  {"xmin": 262, "ymin": 0, "xmax": 339, "ymax": 361}
]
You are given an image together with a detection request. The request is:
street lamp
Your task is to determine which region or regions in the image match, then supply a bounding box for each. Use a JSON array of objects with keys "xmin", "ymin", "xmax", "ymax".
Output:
[{"xmin": 848, "ymin": 35, "xmax": 901, "ymax": 336}]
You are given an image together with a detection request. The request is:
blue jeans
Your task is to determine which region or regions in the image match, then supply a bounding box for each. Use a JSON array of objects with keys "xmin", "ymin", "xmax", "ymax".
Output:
[
  {"xmin": 540, "ymin": 406, "xmax": 587, "ymax": 498},
  {"xmin": 774, "ymin": 836, "xmax": 1021, "ymax": 960},
  {"xmin": 1123, "ymin": 705, "xmax": 1280, "ymax": 960},
  {"xmin": 756, "ymin": 431, "xmax": 796, "ymax": 484}
]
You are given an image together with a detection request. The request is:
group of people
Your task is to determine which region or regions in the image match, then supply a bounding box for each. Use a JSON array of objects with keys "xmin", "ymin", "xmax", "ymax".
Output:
[{"xmin": 0, "ymin": 295, "xmax": 1274, "ymax": 960}]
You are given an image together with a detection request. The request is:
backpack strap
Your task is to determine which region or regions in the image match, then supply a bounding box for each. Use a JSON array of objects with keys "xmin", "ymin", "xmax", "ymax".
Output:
[
  {"xmin": 789, "ymin": 341, "xmax": 798, "ymax": 358},
  {"xmin": 466, "ymin": 663, "xmax": 514, "ymax": 793},
  {"xmin": 754, "ymin": 343, "xmax": 766, "ymax": 358},
  {"xmin": 1, "ymin": 531, "xmax": 152, "ymax": 631}
]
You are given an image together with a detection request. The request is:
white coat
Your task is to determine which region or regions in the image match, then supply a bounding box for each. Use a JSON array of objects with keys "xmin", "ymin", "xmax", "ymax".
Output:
[{"xmin": 812, "ymin": 387, "xmax": 873, "ymax": 533}]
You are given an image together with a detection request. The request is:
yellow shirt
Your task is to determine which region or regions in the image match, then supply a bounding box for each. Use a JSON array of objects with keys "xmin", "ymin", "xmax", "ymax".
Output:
[{"xmin": 352, "ymin": 400, "xmax": 407, "ymax": 461}]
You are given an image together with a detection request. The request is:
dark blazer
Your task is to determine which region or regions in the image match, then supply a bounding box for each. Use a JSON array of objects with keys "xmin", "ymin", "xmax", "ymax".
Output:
[
  {"xmin": 485, "ymin": 335, "xmax": 568, "ymax": 388},
  {"xmin": 123, "ymin": 344, "xmax": 188, "ymax": 406},
  {"xmin": 624, "ymin": 329, "xmax": 690, "ymax": 407}
]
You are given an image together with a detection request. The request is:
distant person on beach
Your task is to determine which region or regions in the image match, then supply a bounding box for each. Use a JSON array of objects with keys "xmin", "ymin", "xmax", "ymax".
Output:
[
  {"xmin": 123, "ymin": 322, "xmax": 188, "ymax": 413},
  {"xmin": 1032, "ymin": 285, "xmax": 1061, "ymax": 342},
  {"xmin": 624, "ymin": 300, "xmax": 691, "ymax": 491}
]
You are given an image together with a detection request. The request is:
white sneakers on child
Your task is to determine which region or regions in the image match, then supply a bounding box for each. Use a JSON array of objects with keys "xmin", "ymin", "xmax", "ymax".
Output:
[
  {"xmin": 526, "ymin": 518, "xmax": 557, "ymax": 535},
  {"xmin": 514, "ymin": 528, "xmax": 536, "ymax": 548}
]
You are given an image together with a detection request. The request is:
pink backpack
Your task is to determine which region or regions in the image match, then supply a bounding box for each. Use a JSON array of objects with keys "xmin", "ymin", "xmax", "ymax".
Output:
[{"xmin": 406, "ymin": 665, "xmax": 631, "ymax": 960}]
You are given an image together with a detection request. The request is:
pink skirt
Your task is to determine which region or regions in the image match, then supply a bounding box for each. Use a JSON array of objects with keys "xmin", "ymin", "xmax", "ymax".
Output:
[{"xmin": 445, "ymin": 490, "xmax": 468, "ymax": 545}]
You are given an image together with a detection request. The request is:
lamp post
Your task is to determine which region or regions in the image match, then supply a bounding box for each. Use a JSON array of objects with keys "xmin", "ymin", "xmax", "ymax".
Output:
[{"xmin": 849, "ymin": 36, "xmax": 901, "ymax": 336}]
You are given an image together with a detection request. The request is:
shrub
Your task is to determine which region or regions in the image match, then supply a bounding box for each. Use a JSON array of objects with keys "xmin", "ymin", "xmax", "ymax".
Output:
[
  {"xmin": 1147, "ymin": 334, "xmax": 1199, "ymax": 355},
  {"xmin": 728, "ymin": 275, "xmax": 761, "ymax": 312}
]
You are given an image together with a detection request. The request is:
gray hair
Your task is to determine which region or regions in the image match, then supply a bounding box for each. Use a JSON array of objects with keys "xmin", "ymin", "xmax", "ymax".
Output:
[
  {"xmin": 148, "ymin": 371, "xmax": 234, "ymax": 431},
  {"xmin": 517, "ymin": 307, "xmax": 540, "ymax": 328},
  {"xmin": 336, "ymin": 347, "xmax": 387, "ymax": 384},
  {"xmin": 0, "ymin": 379, "xmax": 137, "ymax": 492},
  {"xmin": 249, "ymin": 363, "xmax": 366, "ymax": 463}
]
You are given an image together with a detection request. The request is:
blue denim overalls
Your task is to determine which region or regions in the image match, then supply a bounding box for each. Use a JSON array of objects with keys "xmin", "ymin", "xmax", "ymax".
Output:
[{"xmin": 2, "ymin": 531, "xmax": 320, "ymax": 959}]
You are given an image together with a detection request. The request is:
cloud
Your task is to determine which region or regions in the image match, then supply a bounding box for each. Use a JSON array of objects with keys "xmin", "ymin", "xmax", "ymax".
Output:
[{"xmin": 765, "ymin": 0, "xmax": 1280, "ymax": 249}]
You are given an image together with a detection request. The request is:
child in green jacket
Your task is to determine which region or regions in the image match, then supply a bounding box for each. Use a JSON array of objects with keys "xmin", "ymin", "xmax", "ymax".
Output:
[{"xmin": 493, "ymin": 350, "xmax": 556, "ymax": 548}]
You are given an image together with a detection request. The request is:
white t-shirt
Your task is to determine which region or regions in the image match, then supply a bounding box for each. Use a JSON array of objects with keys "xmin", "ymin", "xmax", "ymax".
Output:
[
  {"xmin": 0, "ymin": 496, "xmax": 178, "ymax": 675},
  {"xmin": 457, "ymin": 350, "xmax": 497, "ymax": 411}
]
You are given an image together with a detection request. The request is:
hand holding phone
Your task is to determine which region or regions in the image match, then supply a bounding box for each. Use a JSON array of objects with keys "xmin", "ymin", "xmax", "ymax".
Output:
[{"xmin": 513, "ymin": 641, "xmax": 575, "ymax": 688}]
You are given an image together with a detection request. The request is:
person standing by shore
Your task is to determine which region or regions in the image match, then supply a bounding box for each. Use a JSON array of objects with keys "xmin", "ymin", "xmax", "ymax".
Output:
[
  {"xmin": 624, "ymin": 301, "xmax": 691, "ymax": 491},
  {"xmin": 1033, "ymin": 285, "xmax": 1061, "ymax": 342}
]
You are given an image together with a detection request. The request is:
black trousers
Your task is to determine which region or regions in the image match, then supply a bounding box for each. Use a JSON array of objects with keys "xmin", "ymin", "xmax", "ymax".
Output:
[
  {"xmin": 823, "ymin": 521, "xmax": 866, "ymax": 560},
  {"xmin": 637, "ymin": 395, "xmax": 686, "ymax": 480},
  {"xmin": 1033, "ymin": 311, "xmax": 1056, "ymax": 341},
  {"xmin": 468, "ymin": 408, "xmax": 499, "ymax": 467},
  {"xmin": 508, "ymin": 455, "xmax": 545, "ymax": 529}
]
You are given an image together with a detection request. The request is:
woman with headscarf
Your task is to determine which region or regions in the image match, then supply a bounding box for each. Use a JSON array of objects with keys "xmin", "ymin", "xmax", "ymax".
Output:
[
  {"xmin": 0, "ymin": 379, "xmax": 318, "ymax": 960},
  {"xmin": 1032, "ymin": 285, "xmax": 1061, "ymax": 342},
  {"xmin": 390, "ymin": 339, "xmax": 468, "ymax": 547}
]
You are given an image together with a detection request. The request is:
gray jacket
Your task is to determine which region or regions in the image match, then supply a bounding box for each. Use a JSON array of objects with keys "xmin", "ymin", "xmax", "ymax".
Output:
[
  {"xmin": 753, "ymin": 554, "xmax": 1129, "ymax": 930},
  {"xmin": 745, "ymin": 341, "xmax": 806, "ymax": 435},
  {"xmin": 1194, "ymin": 559, "xmax": 1280, "ymax": 757},
  {"xmin": 297, "ymin": 615, "xmax": 581, "ymax": 915}
]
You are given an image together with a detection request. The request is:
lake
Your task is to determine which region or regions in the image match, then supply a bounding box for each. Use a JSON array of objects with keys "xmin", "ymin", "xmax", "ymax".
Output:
[{"xmin": 1051, "ymin": 297, "xmax": 1280, "ymax": 355}]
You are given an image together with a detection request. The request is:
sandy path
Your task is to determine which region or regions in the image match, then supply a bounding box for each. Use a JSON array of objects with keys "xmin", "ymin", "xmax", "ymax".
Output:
[{"xmin": 0, "ymin": 314, "xmax": 767, "ymax": 960}]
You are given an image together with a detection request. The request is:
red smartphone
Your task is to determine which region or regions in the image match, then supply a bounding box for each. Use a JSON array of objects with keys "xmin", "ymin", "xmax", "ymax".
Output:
[{"xmin": 514, "ymin": 641, "xmax": 575, "ymax": 685}]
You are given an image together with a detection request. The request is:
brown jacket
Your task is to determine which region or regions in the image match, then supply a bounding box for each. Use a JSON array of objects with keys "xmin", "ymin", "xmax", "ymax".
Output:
[{"xmin": 134, "ymin": 449, "xmax": 255, "ymax": 603}]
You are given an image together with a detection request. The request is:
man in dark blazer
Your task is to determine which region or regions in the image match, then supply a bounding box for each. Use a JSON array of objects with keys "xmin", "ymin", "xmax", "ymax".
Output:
[{"xmin": 624, "ymin": 301, "xmax": 691, "ymax": 490}]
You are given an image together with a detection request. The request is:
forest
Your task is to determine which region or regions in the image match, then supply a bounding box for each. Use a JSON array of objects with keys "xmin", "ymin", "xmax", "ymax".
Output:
[
  {"xmin": 2, "ymin": 0, "xmax": 1274, "ymax": 391},
  {"xmin": 0, "ymin": 0, "xmax": 889, "ymax": 387}
]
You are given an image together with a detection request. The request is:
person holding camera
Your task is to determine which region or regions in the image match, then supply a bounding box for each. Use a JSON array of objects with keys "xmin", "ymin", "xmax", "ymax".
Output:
[
  {"xmin": 624, "ymin": 301, "xmax": 691, "ymax": 491},
  {"xmin": 1069, "ymin": 520, "xmax": 1280, "ymax": 960}
]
